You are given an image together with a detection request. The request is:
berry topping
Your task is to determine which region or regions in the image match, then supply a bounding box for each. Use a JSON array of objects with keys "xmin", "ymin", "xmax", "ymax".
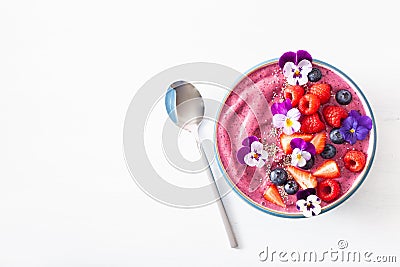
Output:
[
  {"xmin": 323, "ymin": 105, "xmax": 348, "ymax": 127},
  {"xmin": 300, "ymin": 155, "xmax": 315, "ymax": 170},
  {"xmin": 279, "ymin": 133, "xmax": 313, "ymax": 154},
  {"xmin": 284, "ymin": 85, "xmax": 305, "ymax": 107},
  {"xmin": 307, "ymin": 68, "xmax": 322, "ymax": 82},
  {"xmin": 284, "ymin": 180, "xmax": 299, "ymax": 195},
  {"xmin": 335, "ymin": 89, "xmax": 353, "ymax": 105},
  {"xmin": 287, "ymin": 166, "xmax": 318, "ymax": 189},
  {"xmin": 329, "ymin": 128, "xmax": 345, "ymax": 144},
  {"xmin": 298, "ymin": 94, "xmax": 321, "ymax": 115},
  {"xmin": 343, "ymin": 150, "xmax": 366, "ymax": 172},
  {"xmin": 270, "ymin": 168, "xmax": 288, "ymax": 186},
  {"xmin": 310, "ymin": 132, "xmax": 327, "ymax": 154},
  {"xmin": 263, "ymin": 185, "xmax": 286, "ymax": 208},
  {"xmin": 317, "ymin": 179, "xmax": 341, "ymax": 202},
  {"xmin": 313, "ymin": 160, "xmax": 341, "ymax": 178},
  {"xmin": 320, "ymin": 144, "xmax": 337, "ymax": 159},
  {"xmin": 300, "ymin": 113, "xmax": 325, "ymax": 134},
  {"xmin": 309, "ymin": 83, "xmax": 331, "ymax": 104}
]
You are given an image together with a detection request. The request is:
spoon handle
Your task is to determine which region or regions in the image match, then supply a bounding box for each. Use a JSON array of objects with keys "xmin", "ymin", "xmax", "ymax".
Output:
[{"xmin": 199, "ymin": 144, "xmax": 238, "ymax": 248}]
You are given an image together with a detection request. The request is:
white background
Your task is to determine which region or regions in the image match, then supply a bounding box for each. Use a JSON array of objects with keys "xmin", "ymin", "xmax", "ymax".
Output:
[{"xmin": 1, "ymin": 0, "xmax": 400, "ymax": 266}]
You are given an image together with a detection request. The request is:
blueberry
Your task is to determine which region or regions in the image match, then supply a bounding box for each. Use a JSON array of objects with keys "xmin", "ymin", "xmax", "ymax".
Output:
[
  {"xmin": 270, "ymin": 168, "xmax": 288, "ymax": 186},
  {"xmin": 330, "ymin": 128, "xmax": 345, "ymax": 144},
  {"xmin": 300, "ymin": 155, "xmax": 315, "ymax": 170},
  {"xmin": 307, "ymin": 68, "xmax": 322, "ymax": 82},
  {"xmin": 321, "ymin": 144, "xmax": 337, "ymax": 159},
  {"xmin": 284, "ymin": 180, "xmax": 299, "ymax": 195},
  {"xmin": 335, "ymin": 89, "xmax": 352, "ymax": 105}
]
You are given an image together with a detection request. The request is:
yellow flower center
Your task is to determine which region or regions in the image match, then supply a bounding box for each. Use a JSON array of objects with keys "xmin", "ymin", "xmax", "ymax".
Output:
[
  {"xmin": 285, "ymin": 118, "xmax": 293, "ymax": 127},
  {"xmin": 294, "ymin": 70, "xmax": 300, "ymax": 76},
  {"xmin": 253, "ymin": 153, "xmax": 259, "ymax": 159},
  {"xmin": 296, "ymin": 153, "xmax": 302, "ymax": 160},
  {"xmin": 350, "ymin": 128, "xmax": 355, "ymax": 133}
]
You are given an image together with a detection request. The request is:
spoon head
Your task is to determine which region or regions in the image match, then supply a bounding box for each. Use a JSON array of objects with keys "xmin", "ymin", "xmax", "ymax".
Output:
[{"xmin": 165, "ymin": 81, "xmax": 205, "ymax": 130}]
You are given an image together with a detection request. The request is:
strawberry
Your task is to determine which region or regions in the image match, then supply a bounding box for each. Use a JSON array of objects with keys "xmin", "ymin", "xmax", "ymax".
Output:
[
  {"xmin": 284, "ymin": 85, "xmax": 304, "ymax": 107},
  {"xmin": 287, "ymin": 166, "xmax": 317, "ymax": 189},
  {"xmin": 279, "ymin": 133, "xmax": 313, "ymax": 154},
  {"xmin": 343, "ymin": 150, "xmax": 366, "ymax": 172},
  {"xmin": 300, "ymin": 113, "xmax": 325, "ymax": 133},
  {"xmin": 313, "ymin": 160, "xmax": 341, "ymax": 178},
  {"xmin": 322, "ymin": 105, "xmax": 348, "ymax": 128},
  {"xmin": 317, "ymin": 179, "xmax": 341, "ymax": 202},
  {"xmin": 298, "ymin": 94, "xmax": 321, "ymax": 115},
  {"xmin": 309, "ymin": 83, "xmax": 331, "ymax": 104},
  {"xmin": 310, "ymin": 132, "xmax": 327, "ymax": 154},
  {"xmin": 263, "ymin": 185, "xmax": 285, "ymax": 208}
]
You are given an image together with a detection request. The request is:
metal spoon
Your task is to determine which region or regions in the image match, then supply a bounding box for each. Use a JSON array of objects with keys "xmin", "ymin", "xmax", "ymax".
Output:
[{"xmin": 165, "ymin": 81, "xmax": 238, "ymax": 248}]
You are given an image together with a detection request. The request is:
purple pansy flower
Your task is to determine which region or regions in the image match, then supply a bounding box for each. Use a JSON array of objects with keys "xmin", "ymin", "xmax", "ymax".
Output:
[
  {"xmin": 295, "ymin": 188, "xmax": 321, "ymax": 217},
  {"xmin": 271, "ymin": 99, "xmax": 301, "ymax": 135},
  {"xmin": 339, "ymin": 110, "xmax": 372, "ymax": 145},
  {"xmin": 236, "ymin": 136, "xmax": 268, "ymax": 168},
  {"xmin": 290, "ymin": 138, "xmax": 316, "ymax": 167},
  {"xmin": 279, "ymin": 50, "xmax": 313, "ymax": 86}
]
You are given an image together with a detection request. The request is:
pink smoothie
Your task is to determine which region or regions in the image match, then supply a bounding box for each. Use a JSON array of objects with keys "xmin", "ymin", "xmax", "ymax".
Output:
[{"xmin": 216, "ymin": 61, "xmax": 372, "ymax": 215}]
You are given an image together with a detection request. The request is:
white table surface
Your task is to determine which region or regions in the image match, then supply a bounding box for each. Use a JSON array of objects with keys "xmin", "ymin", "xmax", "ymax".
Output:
[{"xmin": 1, "ymin": 0, "xmax": 399, "ymax": 266}]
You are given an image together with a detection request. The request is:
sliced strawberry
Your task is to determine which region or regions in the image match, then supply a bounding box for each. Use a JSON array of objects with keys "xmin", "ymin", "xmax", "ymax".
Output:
[
  {"xmin": 313, "ymin": 160, "xmax": 340, "ymax": 178},
  {"xmin": 317, "ymin": 179, "xmax": 341, "ymax": 202},
  {"xmin": 300, "ymin": 113, "xmax": 325, "ymax": 134},
  {"xmin": 298, "ymin": 94, "xmax": 321, "ymax": 115},
  {"xmin": 279, "ymin": 133, "xmax": 313, "ymax": 154},
  {"xmin": 287, "ymin": 166, "xmax": 317, "ymax": 189},
  {"xmin": 263, "ymin": 185, "xmax": 285, "ymax": 208},
  {"xmin": 309, "ymin": 83, "xmax": 331, "ymax": 104},
  {"xmin": 284, "ymin": 85, "xmax": 304, "ymax": 107},
  {"xmin": 310, "ymin": 132, "xmax": 327, "ymax": 154},
  {"xmin": 343, "ymin": 150, "xmax": 366, "ymax": 172},
  {"xmin": 322, "ymin": 105, "xmax": 348, "ymax": 128}
]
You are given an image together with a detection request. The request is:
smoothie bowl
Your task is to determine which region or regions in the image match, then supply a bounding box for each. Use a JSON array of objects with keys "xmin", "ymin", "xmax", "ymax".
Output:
[{"xmin": 215, "ymin": 50, "xmax": 376, "ymax": 218}]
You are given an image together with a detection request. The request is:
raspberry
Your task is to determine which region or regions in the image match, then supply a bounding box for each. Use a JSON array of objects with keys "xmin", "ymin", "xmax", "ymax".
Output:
[
  {"xmin": 298, "ymin": 94, "xmax": 321, "ymax": 115},
  {"xmin": 317, "ymin": 179, "xmax": 341, "ymax": 202},
  {"xmin": 343, "ymin": 150, "xmax": 366, "ymax": 172}
]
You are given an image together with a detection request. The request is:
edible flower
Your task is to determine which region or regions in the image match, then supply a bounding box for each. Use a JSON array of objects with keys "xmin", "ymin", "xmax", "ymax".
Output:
[
  {"xmin": 279, "ymin": 50, "xmax": 313, "ymax": 86},
  {"xmin": 295, "ymin": 188, "xmax": 321, "ymax": 217},
  {"xmin": 237, "ymin": 136, "xmax": 268, "ymax": 168},
  {"xmin": 339, "ymin": 110, "xmax": 372, "ymax": 145},
  {"xmin": 271, "ymin": 99, "xmax": 301, "ymax": 135},
  {"xmin": 290, "ymin": 138, "xmax": 316, "ymax": 167}
]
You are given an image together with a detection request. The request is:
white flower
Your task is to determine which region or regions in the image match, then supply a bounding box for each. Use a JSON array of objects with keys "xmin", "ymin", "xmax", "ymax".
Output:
[
  {"xmin": 243, "ymin": 141, "xmax": 268, "ymax": 168},
  {"xmin": 296, "ymin": 195, "xmax": 321, "ymax": 218},
  {"xmin": 291, "ymin": 148, "xmax": 312, "ymax": 167},
  {"xmin": 272, "ymin": 108, "xmax": 301, "ymax": 135},
  {"xmin": 283, "ymin": 59, "xmax": 312, "ymax": 86}
]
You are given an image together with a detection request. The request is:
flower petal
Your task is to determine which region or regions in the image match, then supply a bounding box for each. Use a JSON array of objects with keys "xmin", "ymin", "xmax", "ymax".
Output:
[
  {"xmin": 358, "ymin": 115, "xmax": 372, "ymax": 130},
  {"xmin": 287, "ymin": 108, "xmax": 301, "ymax": 121},
  {"xmin": 260, "ymin": 150, "xmax": 268, "ymax": 160},
  {"xmin": 251, "ymin": 141, "xmax": 263, "ymax": 154},
  {"xmin": 302, "ymin": 208, "xmax": 314, "ymax": 218},
  {"xmin": 296, "ymin": 188, "xmax": 316, "ymax": 200},
  {"xmin": 341, "ymin": 116, "xmax": 355, "ymax": 131},
  {"xmin": 283, "ymin": 99, "xmax": 292, "ymax": 112},
  {"xmin": 283, "ymin": 125, "xmax": 295, "ymax": 135},
  {"xmin": 283, "ymin": 62, "xmax": 296, "ymax": 79},
  {"xmin": 290, "ymin": 138, "xmax": 307, "ymax": 150},
  {"xmin": 310, "ymin": 204, "xmax": 321, "ymax": 216},
  {"xmin": 305, "ymin": 142, "xmax": 316, "ymax": 156},
  {"xmin": 279, "ymin": 51, "xmax": 296, "ymax": 69},
  {"xmin": 349, "ymin": 110, "xmax": 361, "ymax": 119},
  {"xmin": 307, "ymin": 194, "xmax": 321, "ymax": 205},
  {"xmin": 295, "ymin": 199, "xmax": 307, "ymax": 211},
  {"xmin": 296, "ymin": 50, "xmax": 312, "ymax": 64},
  {"xmin": 355, "ymin": 126, "xmax": 370, "ymax": 141},
  {"xmin": 302, "ymin": 151, "xmax": 311, "ymax": 161},
  {"xmin": 297, "ymin": 157, "xmax": 306, "ymax": 167},
  {"xmin": 242, "ymin": 136, "xmax": 259, "ymax": 147},
  {"xmin": 273, "ymin": 114, "xmax": 286, "ymax": 128},
  {"xmin": 244, "ymin": 153, "xmax": 257, "ymax": 166},
  {"xmin": 257, "ymin": 159, "xmax": 266, "ymax": 168},
  {"xmin": 297, "ymin": 59, "xmax": 312, "ymax": 74},
  {"xmin": 291, "ymin": 120, "xmax": 301, "ymax": 133},
  {"xmin": 237, "ymin": 146, "xmax": 251, "ymax": 164},
  {"xmin": 271, "ymin": 100, "xmax": 291, "ymax": 115}
]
